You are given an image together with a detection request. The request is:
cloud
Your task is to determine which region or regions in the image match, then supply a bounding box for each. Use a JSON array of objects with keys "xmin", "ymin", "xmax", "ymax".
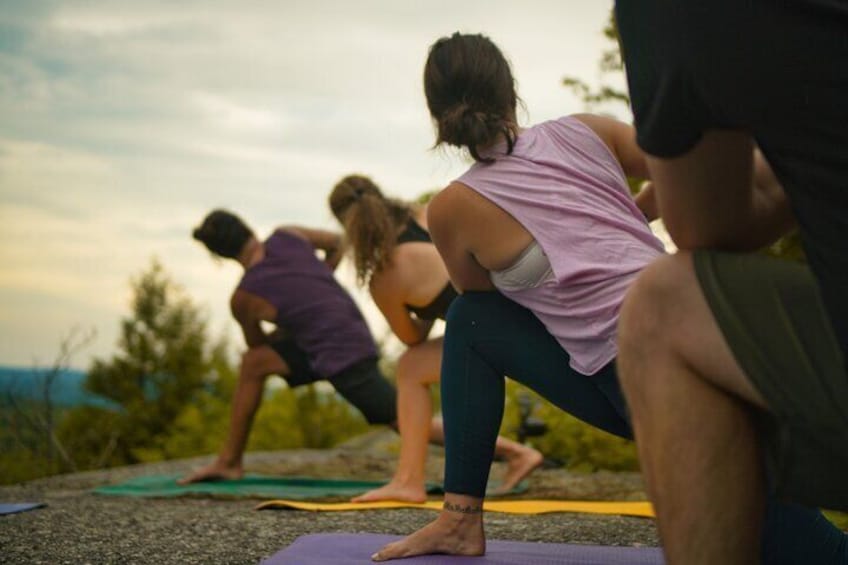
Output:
[{"xmin": 0, "ymin": 1, "xmax": 616, "ymax": 366}]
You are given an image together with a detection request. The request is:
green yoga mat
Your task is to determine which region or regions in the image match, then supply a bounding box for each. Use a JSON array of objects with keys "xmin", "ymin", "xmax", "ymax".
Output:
[{"xmin": 93, "ymin": 474, "xmax": 527, "ymax": 499}]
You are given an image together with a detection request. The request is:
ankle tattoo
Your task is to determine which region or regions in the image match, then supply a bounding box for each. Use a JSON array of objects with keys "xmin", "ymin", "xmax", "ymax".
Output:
[{"xmin": 443, "ymin": 501, "xmax": 483, "ymax": 514}]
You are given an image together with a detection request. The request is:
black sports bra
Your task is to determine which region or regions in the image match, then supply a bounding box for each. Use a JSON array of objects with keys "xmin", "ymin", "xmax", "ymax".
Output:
[
  {"xmin": 396, "ymin": 218, "xmax": 431, "ymax": 245},
  {"xmin": 397, "ymin": 218, "xmax": 458, "ymax": 321}
]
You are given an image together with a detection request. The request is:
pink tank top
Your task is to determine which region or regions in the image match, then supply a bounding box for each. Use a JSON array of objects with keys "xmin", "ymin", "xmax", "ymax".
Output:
[{"xmin": 456, "ymin": 116, "xmax": 665, "ymax": 375}]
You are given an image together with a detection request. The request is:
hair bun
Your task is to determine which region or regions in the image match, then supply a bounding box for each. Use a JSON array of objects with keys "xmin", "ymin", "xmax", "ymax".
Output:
[
  {"xmin": 423, "ymin": 33, "xmax": 518, "ymax": 162},
  {"xmin": 439, "ymin": 103, "xmax": 504, "ymax": 158}
]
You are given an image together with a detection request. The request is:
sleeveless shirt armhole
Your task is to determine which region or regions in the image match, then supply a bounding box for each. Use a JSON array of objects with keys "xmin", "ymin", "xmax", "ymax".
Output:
[{"xmin": 558, "ymin": 116, "xmax": 630, "ymax": 188}]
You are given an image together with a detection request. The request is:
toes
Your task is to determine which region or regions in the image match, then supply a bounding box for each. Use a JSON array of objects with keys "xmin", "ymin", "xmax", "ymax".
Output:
[{"xmin": 371, "ymin": 542, "xmax": 404, "ymax": 562}]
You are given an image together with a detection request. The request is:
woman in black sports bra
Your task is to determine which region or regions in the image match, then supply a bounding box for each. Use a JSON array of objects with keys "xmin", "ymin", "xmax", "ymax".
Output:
[{"xmin": 329, "ymin": 174, "xmax": 541, "ymax": 504}]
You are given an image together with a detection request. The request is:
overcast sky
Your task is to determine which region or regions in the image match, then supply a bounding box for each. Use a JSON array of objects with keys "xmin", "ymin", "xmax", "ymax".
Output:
[{"xmin": 0, "ymin": 1, "xmax": 634, "ymax": 369}]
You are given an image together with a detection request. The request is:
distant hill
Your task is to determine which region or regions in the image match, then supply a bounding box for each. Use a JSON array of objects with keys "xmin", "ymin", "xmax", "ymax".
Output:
[{"xmin": 0, "ymin": 365, "xmax": 120, "ymax": 410}]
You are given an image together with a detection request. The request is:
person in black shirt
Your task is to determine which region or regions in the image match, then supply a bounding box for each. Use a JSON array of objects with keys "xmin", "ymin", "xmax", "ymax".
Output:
[{"xmin": 615, "ymin": 1, "xmax": 848, "ymax": 563}]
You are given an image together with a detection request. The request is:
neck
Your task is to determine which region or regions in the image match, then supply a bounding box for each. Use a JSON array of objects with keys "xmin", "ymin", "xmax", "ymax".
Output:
[
  {"xmin": 475, "ymin": 117, "xmax": 520, "ymax": 155},
  {"xmin": 236, "ymin": 237, "xmax": 262, "ymax": 269}
]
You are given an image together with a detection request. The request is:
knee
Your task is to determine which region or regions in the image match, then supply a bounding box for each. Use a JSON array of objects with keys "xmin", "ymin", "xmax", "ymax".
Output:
[
  {"xmin": 240, "ymin": 348, "xmax": 277, "ymax": 382},
  {"xmin": 395, "ymin": 345, "xmax": 433, "ymax": 385},
  {"xmin": 445, "ymin": 291, "xmax": 515, "ymax": 335},
  {"xmin": 395, "ymin": 348, "xmax": 417, "ymax": 384},
  {"xmin": 618, "ymin": 253, "xmax": 693, "ymax": 390},
  {"xmin": 444, "ymin": 293, "xmax": 478, "ymax": 327}
]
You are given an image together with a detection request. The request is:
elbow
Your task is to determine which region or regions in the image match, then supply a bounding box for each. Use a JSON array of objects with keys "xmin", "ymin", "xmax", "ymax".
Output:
[
  {"xmin": 662, "ymin": 215, "xmax": 723, "ymax": 250},
  {"xmin": 397, "ymin": 324, "xmax": 429, "ymax": 346},
  {"xmin": 665, "ymin": 225, "xmax": 724, "ymax": 251},
  {"xmin": 664, "ymin": 226, "xmax": 707, "ymax": 251},
  {"xmin": 398, "ymin": 334, "xmax": 426, "ymax": 347},
  {"xmin": 664, "ymin": 220, "xmax": 763, "ymax": 252}
]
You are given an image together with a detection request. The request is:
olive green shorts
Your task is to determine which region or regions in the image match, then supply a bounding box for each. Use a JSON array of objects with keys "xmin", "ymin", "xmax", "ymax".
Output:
[{"xmin": 693, "ymin": 250, "xmax": 848, "ymax": 511}]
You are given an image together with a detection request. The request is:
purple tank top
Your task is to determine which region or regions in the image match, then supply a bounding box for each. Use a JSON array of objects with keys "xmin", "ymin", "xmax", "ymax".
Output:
[
  {"xmin": 457, "ymin": 116, "xmax": 666, "ymax": 375},
  {"xmin": 237, "ymin": 230, "xmax": 377, "ymax": 378}
]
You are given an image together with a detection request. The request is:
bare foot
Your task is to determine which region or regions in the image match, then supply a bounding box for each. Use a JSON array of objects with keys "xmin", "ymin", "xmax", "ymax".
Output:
[
  {"xmin": 491, "ymin": 446, "xmax": 543, "ymax": 495},
  {"xmin": 177, "ymin": 461, "xmax": 243, "ymax": 485},
  {"xmin": 371, "ymin": 512, "xmax": 485, "ymax": 562},
  {"xmin": 352, "ymin": 480, "xmax": 427, "ymax": 503}
]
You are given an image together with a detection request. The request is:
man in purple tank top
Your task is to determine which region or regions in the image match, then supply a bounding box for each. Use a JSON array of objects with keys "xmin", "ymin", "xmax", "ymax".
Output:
[{"xmin": 180, "ymin": 210, "xmax": 397, "ymax": 484}]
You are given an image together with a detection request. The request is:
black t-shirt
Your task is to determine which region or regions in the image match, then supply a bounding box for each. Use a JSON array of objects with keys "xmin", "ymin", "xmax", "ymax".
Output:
[{"xmin": 617, "ymin": 0, "xmax": 848, "ymax": 367}]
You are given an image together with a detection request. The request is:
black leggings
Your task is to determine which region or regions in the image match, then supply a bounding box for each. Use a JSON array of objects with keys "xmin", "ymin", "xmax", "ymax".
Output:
[
  {"xmin": 328, "ymin": 357, "xmax": 397, "ymax": 426},
  {"xmin": 441, "ymin": 291, "xmax": 630, "ymax": 496},
  {"xmin": 440, "ymin": 292, "xmax": 846, "ymax": 564}
]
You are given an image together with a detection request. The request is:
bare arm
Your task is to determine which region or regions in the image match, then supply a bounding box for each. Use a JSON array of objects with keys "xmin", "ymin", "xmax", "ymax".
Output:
[
  {"xmin": 230, "ymin": 291, "xmax": 269, "ymax": 348},
  {"xmin": 634, "ymin": 181, "xmax": 659, "ymax": 222},
  {"xmin": 647, "ymin": 131, "xmax": 794, "ymax": 251},
  {"xmin": 370, "ymin": 272, "xmax": 434, "ymax": 346},
  {"xmin": 751, "ymin": 148, "xmax": 794, "ymax": 233},
  {"xmin": 278, "ymin": 225, "xmax": 343, "ymax": 271},
  {"xmin": 427, "ymin": 185, "xmax": 495, "ymax": 293}
]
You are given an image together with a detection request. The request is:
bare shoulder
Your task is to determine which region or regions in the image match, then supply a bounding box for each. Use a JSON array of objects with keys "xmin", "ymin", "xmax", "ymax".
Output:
[
  {"xmin": 273, "ymin": 225, "xmax": 318, "ymax": 243},
  {"xmin": 428, "ymin": 182, "xmax": 492, "ymax": 232},
  {"xmin": 229, "ymin": 289, "xmax": 253, "ymax": 320},
  {"xmin": 273, "ymin": 225, "xmax": 304, "ymax": 237},
  {"xmin": 570, "ymin": 113, "xmax": 622, "ymax": 143},
  {"xmin": 430, "ymin": 182, "xmax": 484, "ymax": 209}
]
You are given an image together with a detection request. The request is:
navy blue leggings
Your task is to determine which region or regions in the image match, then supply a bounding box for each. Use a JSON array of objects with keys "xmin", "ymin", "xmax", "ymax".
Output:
[{"xmin": 441, "ymin": 292, "xmax": 846, "ymax": 564}]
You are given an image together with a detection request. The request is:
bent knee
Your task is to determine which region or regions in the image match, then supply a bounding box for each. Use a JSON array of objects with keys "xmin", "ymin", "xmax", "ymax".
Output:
[
  {"xmin": 444, "ymin": 292, "xmax": 483, "ymax": 326},
  {"xmin": 445, "ymin": 291, "xmax": 524, "ymax": 332},
  {"xmin": 396, "ymin": 344, "xmax": 439, "ymax": 385},
  {"xmin": 618, "ymin": 253, "xmax": 697, "ymax": 387},
  {"xmin": 241, "ymin": 347, "xmax": 284, "ymax": 381},
  {"xmin": 621, "ymin": 253, "xmax": 696, "ymax": 335}
]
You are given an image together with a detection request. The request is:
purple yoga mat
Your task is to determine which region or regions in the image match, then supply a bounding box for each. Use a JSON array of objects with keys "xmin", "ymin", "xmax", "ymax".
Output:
[{"xmin": 262, "ymin": 533, "xmax": 664, "ymax": 564}]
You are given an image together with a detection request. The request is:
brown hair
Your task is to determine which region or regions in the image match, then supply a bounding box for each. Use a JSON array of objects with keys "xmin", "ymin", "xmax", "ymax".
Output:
[
  {"xmin": 329, "ymin": 175, "xmax": 411, "ymax": 284},
  {"xmin": 423, "ymin": 32, "xmax": 519, "ymax": 162}
]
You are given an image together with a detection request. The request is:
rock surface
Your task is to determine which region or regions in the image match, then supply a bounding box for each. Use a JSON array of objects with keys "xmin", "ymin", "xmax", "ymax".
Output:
[{"xmin": 0, "ymin": 431, "xmax": 659, "ymax": 564}]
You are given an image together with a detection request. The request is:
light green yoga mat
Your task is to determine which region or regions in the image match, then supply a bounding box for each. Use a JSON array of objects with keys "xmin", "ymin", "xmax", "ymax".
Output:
[{"xmin": 93, "ymin": 474, "xmax": 526, "ymax": 499}]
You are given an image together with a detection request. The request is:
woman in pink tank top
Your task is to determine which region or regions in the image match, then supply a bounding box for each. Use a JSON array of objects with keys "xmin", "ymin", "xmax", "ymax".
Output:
[{"xmin": 372, "ymin": 33, "xmax": 785, "ymax": 562}]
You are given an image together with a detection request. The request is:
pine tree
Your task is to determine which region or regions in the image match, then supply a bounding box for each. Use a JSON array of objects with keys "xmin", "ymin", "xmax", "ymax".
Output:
[{"xmin": 59, "ymin": 259, "xmax": 219, "ymax": 467}]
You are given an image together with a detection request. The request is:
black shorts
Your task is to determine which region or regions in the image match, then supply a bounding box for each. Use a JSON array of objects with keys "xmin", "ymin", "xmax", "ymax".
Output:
[
  {"xmin": 269, "ymin": 338, "xmax": 319, "ymax": 388},
  {"xmin": 327, "ymin": 357, "xmax": 397, "ymax": 426},
  {"xmin": 270, "ymin": 338, "xmax": 396, "ymax": 426}
]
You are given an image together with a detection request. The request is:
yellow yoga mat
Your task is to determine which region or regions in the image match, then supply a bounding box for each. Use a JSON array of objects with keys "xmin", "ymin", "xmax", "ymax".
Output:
[{"xmin": 255, "ymin": 499, "xmax": 655, "ymax": 518}]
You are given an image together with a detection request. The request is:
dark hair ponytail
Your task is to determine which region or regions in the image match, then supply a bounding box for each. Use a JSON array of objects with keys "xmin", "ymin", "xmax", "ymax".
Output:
[
  {"xmin": 192, "ymin": 209, "xmax": 254, "ymax": 259},
  {"xmin": 424, "ymin": 32, "xmax": 519, "ymax": 162},
  {"xmin": 328, "ymin": 175, "xmax": 411, "ymax": 284}
]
